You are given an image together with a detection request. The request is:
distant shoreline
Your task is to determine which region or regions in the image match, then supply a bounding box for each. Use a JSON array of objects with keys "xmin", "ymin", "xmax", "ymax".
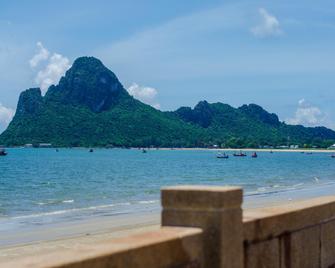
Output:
[
  {"xmin": 157, "ymin": 148, "xmax": 335, "ymax": 153},
  {"xmin": 5, "ymin": 146, "xmax": 335, "ymax": 153}
]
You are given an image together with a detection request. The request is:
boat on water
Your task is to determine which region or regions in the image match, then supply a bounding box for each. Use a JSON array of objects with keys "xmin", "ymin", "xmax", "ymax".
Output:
[
  {"xmin": 217, "ymin": 153, "xmax": 229, "ymax": 159},
  {"xmin": 331, "ymin": 154, "xmax": 335, "ymax": 158},
  {"xmin": 89, "ymin": 149, "xmax": 94, "ymax": 153},
  {"xmin": 0, "ymin": 149, "xmax": 7, "ymax": 156},
  {"xmin": 233, "ymin": 151, "xmax": 247, "ymax": 157},
  {"xmin": 142, "ymin": 149, "xmax": 147, "ymax": 153},
  {"xmin": 251, "ymin": 152, "xmax": 258, "ymax": 158}
]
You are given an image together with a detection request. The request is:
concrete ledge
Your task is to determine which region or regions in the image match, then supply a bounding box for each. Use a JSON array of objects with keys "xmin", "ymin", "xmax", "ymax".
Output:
[
  {"xmin": 162, "ymin": 185, "xmax": 243, "ymax": 210},
  {"xmin": 1, "ymin": 227, "xmax": 203, "ymax": 268},
  {"xmin": 243, "ymin": 196, "xmax": 335, "ymax": 242}
]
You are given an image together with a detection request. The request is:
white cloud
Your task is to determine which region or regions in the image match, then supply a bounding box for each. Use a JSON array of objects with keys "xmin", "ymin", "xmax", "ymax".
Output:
[
  {"xmin": 251, "ymin": 8, "xmax": 283, "ymax": 37},
  {"xmin": 127, "ymin": 83, "xmax": 160, "ymax": 109},
  {"xmin": 29, "ymin": 42, "xmax": 50, "ymax": 68},
  {"xmin": 29, "ymin": 42, "xmax": 71, "ymax": 94},
  {"xmin": 0, "ymin": 103, "xmax": 15, "ymax": 132},
  {"xmin": 35, "ymin": 53, "xmax": 70, "ymax": 93},
  {"xmin": 287, "ymin": 99, "xmax": 325, "ymax": 127}
]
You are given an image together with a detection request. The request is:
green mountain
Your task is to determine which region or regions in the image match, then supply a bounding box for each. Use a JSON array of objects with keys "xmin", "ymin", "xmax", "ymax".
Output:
[{"xmin": 1, "ymin": 56, "xmax": 334, "ymax": 148}]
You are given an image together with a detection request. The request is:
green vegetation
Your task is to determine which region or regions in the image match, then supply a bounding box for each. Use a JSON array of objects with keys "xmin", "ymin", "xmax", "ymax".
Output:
[{"xmin": 1, "ymin": 56, "xmax": 334, "ymax": 148}]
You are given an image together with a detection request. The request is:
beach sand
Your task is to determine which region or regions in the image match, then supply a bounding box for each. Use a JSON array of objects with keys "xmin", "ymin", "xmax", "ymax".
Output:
[
  {"xmin": 2, "ymin": 182, "xmax": 335, "ymax": 263},
  {"xmin": 0, "ymin": 212, "xmax": 160, "ymax": 263}
]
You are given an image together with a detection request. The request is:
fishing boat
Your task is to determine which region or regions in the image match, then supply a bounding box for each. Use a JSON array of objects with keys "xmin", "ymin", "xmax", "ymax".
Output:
[
  {"xmin": 217, "ymin": 153, "xmax": 229, "ymax": 159},
  {"xmin": 251, "ymin": 152, "xmax": 258, "ymax": 158},
  {"xmin": 233, "ymin": 151, "xmax": 247, "ymax": 157},
  {"xmin": 89, "ymin": 148, "xmax": 94, "ymax": 153},
  {"xmin": 0, "ymin": 149, "xmax": 7, "ymax": 156}
]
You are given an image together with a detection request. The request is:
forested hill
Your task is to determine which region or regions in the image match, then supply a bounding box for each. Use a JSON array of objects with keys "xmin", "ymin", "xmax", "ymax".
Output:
[{"xmin": 0, "ymin": 56, "xmax": 334, "ymax": 148}]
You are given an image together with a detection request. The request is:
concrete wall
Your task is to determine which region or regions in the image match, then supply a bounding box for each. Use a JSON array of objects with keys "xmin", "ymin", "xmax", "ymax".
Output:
[
  {"xmin": 243, "ymin": 196, "xmax": 335, "ymax": 268},
  {"xmin": 3, "ymin": 186, "xmax": 335, "ymax": 268}
]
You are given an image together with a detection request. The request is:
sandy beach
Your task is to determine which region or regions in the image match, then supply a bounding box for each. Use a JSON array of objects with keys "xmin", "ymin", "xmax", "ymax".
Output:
[
  {"xmin": 0, "ymin": 212, "xmax": 160, "ymax": 263},
  {"xmin": 2, "ymin": 182, "xmax": 335, "ymax": 264}
]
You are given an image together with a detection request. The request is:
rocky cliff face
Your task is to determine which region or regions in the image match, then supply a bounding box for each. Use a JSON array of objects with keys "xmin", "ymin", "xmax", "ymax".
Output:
[
  {"xmin": 238, "ymin": 104, "xmax": 280, "ymax": 126},
  {"xmin": 16, "ymin": 88, "xmax": 43, "ymax": 116},
  {"xmin": 45, "ymin": 56, "xmax": 128, "ymax": 112}
]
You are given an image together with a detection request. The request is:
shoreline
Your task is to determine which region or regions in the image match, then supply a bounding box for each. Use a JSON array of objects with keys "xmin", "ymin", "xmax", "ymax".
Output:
[
  {"xmin": 157, "ymin": 148, "xmax": 335, "ymax": 153},
  {"xmin": 2, "ymin": 182, "xmax": 335, "ymax": 262},
  {"xmin": 7, "ymin": 147, "xmax": 335, "ymax": 153}
]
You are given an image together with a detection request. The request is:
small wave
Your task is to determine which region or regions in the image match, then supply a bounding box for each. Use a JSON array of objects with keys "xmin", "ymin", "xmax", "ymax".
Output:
[
  {"xmin": 10, "ymin": 199, "xmax": 157, "ymax": 220},
  {"xmin": 36, "ymin": 199, "xmax": 75, "ymax": 206},
  {"xmin": 138, "ymin": 200, "xmax": 158, "ymax": 204},
  {"xmin": 257, "ymin": 187, "xmax": 267, "ymax": 192},
  {"xmin": 292, "ymin": 183, "xmax": 304, "ymax": 188}
]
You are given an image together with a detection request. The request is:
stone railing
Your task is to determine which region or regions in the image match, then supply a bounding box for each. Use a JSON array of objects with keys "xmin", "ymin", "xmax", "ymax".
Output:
[{"xmin": 3, "ymin": 186, "xmax": 335, "ymax": 268}]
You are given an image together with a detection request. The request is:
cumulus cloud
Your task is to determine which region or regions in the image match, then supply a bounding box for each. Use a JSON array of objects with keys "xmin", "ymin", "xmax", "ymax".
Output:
[
  {"xmin": 251, "ymin": 8, "xmax": 283, "ymax": 37},
  {"xmin": 29, "ymin": 42, "xmax": 50, "ymax": 68},
  {"xmin": 287, "ymin": 99, "xmax": 325, "ymax": 127},
  {"xmin": 29, "ymin": 42, "xmax": 71, "ymax": 94},
  {"xmin": 35, "ymin": 53, "xmax": 70, "ymax": 93},
  {"xmin": 0, "ymin": 103, "xmax": 15, "ymax": 132},
  {"xmin": 127, "ymin": 83, "xmax": 160, "ymax": 109}
]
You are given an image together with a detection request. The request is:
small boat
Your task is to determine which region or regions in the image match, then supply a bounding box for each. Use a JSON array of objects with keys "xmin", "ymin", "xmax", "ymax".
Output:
[
  {"xmin": 270, "ymin": 150, "xmax": 273, "ymax": 154},
  {"xmin": 142, "ymin": 149, "xmax": 147, "ymax": 153},
  {"xmin": 89, "ymin": 149, "xmax": 94, "ymax": 153},
  {"xmin": 331, "ymin": 154, "xmax": 335, "ymax": 158},
  {"xmin": 251, "ymin": 152, "xmax": 258, "ymax": 158},
  {"xmin": 217, "ymin": 153, "xmax": 229, "ymax": 159},
  {"xmin": 306, "ymin": 152, "xmax": 313, "ymax": 155},
  {"xmin": 0, "ymin": 149, "xmax": 7, "ymax": 156},
  {"xmin": 233, "ymin": 151, "xmax": 247, "ymax": 157}
]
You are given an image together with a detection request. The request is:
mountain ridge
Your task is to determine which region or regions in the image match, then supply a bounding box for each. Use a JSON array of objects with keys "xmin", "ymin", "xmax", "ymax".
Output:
[{"xmin": 1, "ymin": 56, "xmax": 334, "ymax": 148}]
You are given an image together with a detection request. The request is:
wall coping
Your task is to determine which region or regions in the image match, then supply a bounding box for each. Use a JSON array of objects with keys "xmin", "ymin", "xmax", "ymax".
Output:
[
  {"xmin": 162, "ymin": 185, "xmax": 243, "ymax": 209},
  {"xmin": 243, "ymin": 196, "xmax": 335, "ymax": 242}
]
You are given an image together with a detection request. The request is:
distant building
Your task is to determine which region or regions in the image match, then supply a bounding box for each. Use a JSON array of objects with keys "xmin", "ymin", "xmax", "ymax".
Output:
[
  {"xmin": 39, "ymin": 143, "xmax": 52, "ymax": 148},
  {"xmin": 329, "ymin": 144, "xmax": 335, "ymax": 149},
  {"xmin": 290, "ymin": 145, "xmax": 299, "ymax": 149}
]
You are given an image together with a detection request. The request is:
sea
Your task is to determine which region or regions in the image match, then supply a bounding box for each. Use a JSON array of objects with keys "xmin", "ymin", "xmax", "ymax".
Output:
[{"xmin": 0, "ymin": 148, "xmax": 334, "ymax": 238}]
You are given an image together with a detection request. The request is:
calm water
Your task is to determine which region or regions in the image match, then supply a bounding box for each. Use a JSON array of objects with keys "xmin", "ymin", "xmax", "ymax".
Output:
[{"xmin": 0, "ymin": 148, "xmax": 334, "ymax": 230}]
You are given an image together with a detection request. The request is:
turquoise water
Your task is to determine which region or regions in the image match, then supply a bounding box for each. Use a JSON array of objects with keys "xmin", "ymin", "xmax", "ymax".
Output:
[{"xmin": 0, "ymin": 148, "xmax": 334, "ymax": 230}]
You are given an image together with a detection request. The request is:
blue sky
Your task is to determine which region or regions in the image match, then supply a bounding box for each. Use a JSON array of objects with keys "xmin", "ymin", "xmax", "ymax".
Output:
[{"xmin": 0, "ymin": 0, "xmax": 334, "ymax": 131}]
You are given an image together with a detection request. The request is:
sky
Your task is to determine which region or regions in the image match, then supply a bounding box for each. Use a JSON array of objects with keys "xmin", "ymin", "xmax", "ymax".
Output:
[{"xmin": 0, "ymin": 0, "xmax": 334, "ymax": 132}]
